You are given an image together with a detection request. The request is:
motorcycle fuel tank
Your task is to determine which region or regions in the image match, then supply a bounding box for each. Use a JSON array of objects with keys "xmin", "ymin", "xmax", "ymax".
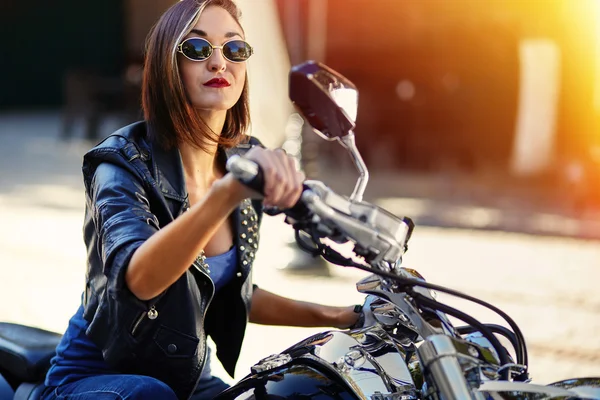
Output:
[{"xmin": 215, "ymin": 328, "xmax": 418, "ymax": 400}]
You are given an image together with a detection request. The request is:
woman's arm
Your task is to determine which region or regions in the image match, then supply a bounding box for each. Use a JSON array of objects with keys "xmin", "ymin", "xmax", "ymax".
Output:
[
  {"xmin": 249, "ymin": 287, "xmax": 359, "ymax": 329},
  {"xmin": 126, "ymin": 146, "xmax": 304, "ymax": 301},
  {"xmin": 126, "ymin": 173, "xmax": 245, "ymax": 300}
]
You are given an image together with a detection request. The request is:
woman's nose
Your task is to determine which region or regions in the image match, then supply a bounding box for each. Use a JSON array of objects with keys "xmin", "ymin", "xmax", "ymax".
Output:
[{"xmin": 208, "ymin": 49, "xmax": 227, "ymax": 72}]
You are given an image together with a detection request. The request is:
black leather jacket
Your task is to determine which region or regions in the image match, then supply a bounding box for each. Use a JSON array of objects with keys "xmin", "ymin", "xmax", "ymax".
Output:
[{"xmin": 80, "ymin": 121, "xmax": 262, "ymax": 400}]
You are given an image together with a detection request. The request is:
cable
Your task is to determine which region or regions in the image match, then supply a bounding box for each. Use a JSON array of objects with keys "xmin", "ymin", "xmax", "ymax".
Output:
[
  {"xmin": 346, "ymin": 261, "xmax": 528, "ymax": 367},
  {"xmin": 410, "ymin": 291, "xmax": 510, "ymax": 380},
  {"xmin": 292, "ymin": 225, "xmax": 528, "ymax": 368}
]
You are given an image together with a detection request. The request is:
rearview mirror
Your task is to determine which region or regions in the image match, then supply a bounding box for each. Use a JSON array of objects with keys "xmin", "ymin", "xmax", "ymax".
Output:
[
  {"xmin": 289, "ymin": 61, "xmax": 358, "ymax": 140},
  {"xmin": 288, "ymin": 61, "xmax": 369, "ymax": 202}
]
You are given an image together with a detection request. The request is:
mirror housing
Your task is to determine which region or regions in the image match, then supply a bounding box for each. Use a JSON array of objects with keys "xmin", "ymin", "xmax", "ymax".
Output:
[
  {"xmin": 289, "ymin": 61, "xmax": 369, "ymax": 202},
  {"xmin": 289, "ymin": 61, "xmax": 358, "ymax": 140}
]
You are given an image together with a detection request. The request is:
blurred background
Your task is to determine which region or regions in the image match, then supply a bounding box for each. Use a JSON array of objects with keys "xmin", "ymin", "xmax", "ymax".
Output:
[{"xmin": 0, "ymin": 0, "xmax": 599, "ymax": 389}]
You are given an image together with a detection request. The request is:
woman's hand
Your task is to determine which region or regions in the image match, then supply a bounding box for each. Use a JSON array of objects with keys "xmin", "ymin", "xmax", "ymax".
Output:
[
  {"xmin": 333, "ymin": 305, "xmax": 362, "ymax": 330},
  {"xmin": 240, "ymin": 146, "xmax": 305, "ymax": 208}
]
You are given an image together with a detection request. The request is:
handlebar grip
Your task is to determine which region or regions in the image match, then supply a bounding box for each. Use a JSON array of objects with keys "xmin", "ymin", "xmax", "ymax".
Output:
[
  {"xmin": 226, "ymin": 155, "xmax": 313, "ymax": 219},
  {"xmin": 226, "ymin": 155, "xmax": 265, "ymax": 195}
]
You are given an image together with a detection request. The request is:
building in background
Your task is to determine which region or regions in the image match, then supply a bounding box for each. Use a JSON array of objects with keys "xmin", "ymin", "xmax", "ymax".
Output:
[
  {"xmin": 0, "ymin": 1, "xmax": 126, "ymax": 109},
  {"xmin": 0, "ymin": 0, "xmax": 291, "ymax": 147},
  {"xmin": 275, "ymin": 0, "xmax": 600, "ymax": 182},
  {"xmin": 2, "ymin": 0, "xmax": 599, "ymax": 187}
]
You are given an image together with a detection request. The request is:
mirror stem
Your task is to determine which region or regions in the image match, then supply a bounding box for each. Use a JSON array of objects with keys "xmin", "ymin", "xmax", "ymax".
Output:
[{"xmin": 339, "ymin": 132, "xmax": 369, "ymax": 202}]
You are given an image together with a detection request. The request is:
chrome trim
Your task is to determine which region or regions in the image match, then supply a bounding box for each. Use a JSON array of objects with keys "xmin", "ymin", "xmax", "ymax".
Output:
[
  {"xmin": 478, "ymin": 381, "xmax": 590, "ymax": 399},
  {"xmin": 282, "ymin": 328, "xmax": 417, "ymax": 399},
  {"xmin": 359, "ymin": 290, "xmax": 445, "ymax": 339},
  {"xmin": 251, "ymin": 353, "xmax": 292, "ymax": 374},
  {"xmin": 371, "ymin": 393, "xmax": 418, "ymax": 400},
  {"xmin": 462, "ymin": 332, "xmax": 508, "ymax": 366},
  {"xmin": 339, "ymin": 132, "xmax": 369, "ymax": 202},
  {"xmin": 301, "ymin": 182, "xmax": 409, "ymax": 267},
  {"xmin": 356, "ymin": 273, "xmax": 458, "ymax": 340},
  {"xmin": 548, "ymin": 377, "xmax": 600, "ymax": 398},
  {"xmin": 418, "ymin": 335, "xmax": 485, "ymax": 400}
]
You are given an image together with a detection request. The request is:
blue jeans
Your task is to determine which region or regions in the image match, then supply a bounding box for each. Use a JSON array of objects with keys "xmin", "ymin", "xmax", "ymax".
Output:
[{"xmin": 41, "ymin": 375, "xmax": 229, "ymax": 400}]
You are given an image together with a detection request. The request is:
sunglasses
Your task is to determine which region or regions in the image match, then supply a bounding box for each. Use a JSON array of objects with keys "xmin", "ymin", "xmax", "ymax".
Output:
[{"xmin": 177, "ymin": 37, "xmax": 254, "ymax": 63}]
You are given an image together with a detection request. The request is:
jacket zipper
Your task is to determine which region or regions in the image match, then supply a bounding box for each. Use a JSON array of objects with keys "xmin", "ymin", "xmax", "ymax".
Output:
[
  {"xmin": 195, "ymin": 262, "xmax": 215, "ymax": 381},
  {"xmin": 131, "ymin": 305, "xmax": 159, "ymax": 336}
]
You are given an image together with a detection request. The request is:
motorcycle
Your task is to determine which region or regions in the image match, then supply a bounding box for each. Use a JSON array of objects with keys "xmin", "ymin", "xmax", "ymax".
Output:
[{"xmin": 0, "ymin": 61, "xmax": 599, "ymax": 400}]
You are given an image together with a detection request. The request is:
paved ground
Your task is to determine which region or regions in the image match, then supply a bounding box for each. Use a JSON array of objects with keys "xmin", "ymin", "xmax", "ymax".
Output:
[
  {"xmin": 0, "ymin": 111, "xmax": 598, "ymax": 389},
  {"xmin": 315, "ymin": 161, "xmax": 600, "ymax": 242}
]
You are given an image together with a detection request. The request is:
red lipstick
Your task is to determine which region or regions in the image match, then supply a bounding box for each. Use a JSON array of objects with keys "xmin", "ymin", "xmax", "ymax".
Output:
[{"xmin": 203, "ymin": 78, "xmax": 231, "ymax": 88}]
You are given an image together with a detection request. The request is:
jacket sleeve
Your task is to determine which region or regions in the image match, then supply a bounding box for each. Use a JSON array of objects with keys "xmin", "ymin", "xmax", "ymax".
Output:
[
  {"xmin": 89, "ymin": 161, "xmax": 161, "ymax": 306},
  {"xmin": 247, "ymin": 136, "xmax": 265, "ymax": 228}
]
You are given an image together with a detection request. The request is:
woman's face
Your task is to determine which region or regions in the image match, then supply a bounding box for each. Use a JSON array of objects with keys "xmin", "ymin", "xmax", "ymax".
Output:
[{"xmin": 178, "ymin": 5, "xmax": 247, "ymax": 113}]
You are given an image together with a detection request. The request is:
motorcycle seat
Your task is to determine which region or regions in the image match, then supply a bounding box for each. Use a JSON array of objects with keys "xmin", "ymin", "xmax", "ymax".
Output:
[{"xmin": 0, "ymin": 323, "xmax": 62, "ymax": 382}]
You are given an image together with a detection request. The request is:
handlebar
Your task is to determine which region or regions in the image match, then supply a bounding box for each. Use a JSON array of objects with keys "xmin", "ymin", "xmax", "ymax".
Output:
[
  {"xmin": 226, "ymin": 155, "xmax": 266, "ymax": 196},
  {"xmin": 226, "ymin": 154, "xmax": 529, "ymax": 393},
  {"xmin": 226, "ymin": 155, "xmax": 411, "ymax": 267},
  {"xmin": 226, "ymin": 155, "xmax": 311, "ymax": 218}
]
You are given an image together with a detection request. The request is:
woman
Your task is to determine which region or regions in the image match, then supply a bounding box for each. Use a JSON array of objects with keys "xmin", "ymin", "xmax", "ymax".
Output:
[{"xmin": 41, "ymin": 1, "xmax": 359, "ymax": 399}]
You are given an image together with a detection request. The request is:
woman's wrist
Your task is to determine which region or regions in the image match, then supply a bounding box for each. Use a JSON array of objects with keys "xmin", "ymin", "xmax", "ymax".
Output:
[
  {"xmin": 325, "ymin": 305, "xmax": 361, "ymax": 330},
  {"xmin": 211, "ymin": 173, "xmax": 250, "ymax": 209}
]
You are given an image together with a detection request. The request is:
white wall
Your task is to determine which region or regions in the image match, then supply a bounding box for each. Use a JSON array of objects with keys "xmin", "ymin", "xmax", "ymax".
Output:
[
  {"xmin": 236, "ymin": 0, "xmax": 293, "ymax": 148},
  {"xmin": 510, "ymin": 39, "xmax": 561, "ymax": 176}
]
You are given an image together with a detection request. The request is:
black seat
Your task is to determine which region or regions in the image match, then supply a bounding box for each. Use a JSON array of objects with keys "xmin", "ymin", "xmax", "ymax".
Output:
[{"xmin": 0, "ymin": 323, "xmax": 62, "ymax": 383}]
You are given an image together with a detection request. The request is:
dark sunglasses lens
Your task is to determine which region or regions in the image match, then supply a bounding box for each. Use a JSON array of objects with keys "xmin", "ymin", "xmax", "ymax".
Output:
[
  {"xmin": 181, "ymin": 38, "xmax": 212, "ymax": 60},
  {"xmin": 223, "ymin": 40, "xmax": 252, "ymax": 62}
]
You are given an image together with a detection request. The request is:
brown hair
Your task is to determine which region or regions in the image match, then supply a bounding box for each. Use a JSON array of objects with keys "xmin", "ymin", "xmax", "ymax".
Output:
[{"xmin": 142, "ymin": 0, "xmax": 250, "ymax": 151}]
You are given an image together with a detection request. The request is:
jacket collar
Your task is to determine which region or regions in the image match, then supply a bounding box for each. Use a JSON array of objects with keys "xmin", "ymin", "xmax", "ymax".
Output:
[
  {"xmin": 151, "ymin": 141, "xmax": 188, "ymax": 204},
  {"xmin": 151, "ymin": 138, "xmax": 254, "ymax": 205}
]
